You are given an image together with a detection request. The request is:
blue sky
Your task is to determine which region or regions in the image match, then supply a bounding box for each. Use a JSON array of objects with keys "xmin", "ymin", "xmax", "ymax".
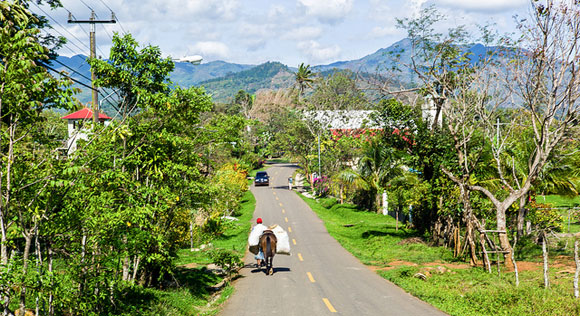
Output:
[{"xmin": 33, "ymin": 0, "xmax": 529, "ymax": 66}]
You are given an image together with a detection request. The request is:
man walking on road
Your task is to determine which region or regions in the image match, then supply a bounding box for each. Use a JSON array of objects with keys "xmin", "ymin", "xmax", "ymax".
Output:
[{"xmin": 249, "ymin": 218, "xmax": 267, "ymax": 267}]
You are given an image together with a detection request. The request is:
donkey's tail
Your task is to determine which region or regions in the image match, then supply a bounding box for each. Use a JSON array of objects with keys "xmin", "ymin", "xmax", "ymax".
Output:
[{"xmin": 266, "ymin": 235, "xmax": 271, "ymax": 257}]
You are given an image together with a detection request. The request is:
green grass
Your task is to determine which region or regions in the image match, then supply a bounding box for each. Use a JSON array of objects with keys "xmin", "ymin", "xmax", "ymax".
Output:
[
  {"xmin": 538, "ymin": 195, "xmax": 580, "ymax": 208},
  {"xmin": 537, "ymin": 195, "xmax": 580, "ymax": 233},
  {"xmin": 300, "ymin": 194, "xmax": 580, "ymax": 316}
]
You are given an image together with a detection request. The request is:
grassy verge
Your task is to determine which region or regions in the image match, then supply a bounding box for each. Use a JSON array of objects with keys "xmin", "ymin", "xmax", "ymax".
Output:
[
  {"xmin": 538, "ymin": 195, "xmax": 580, "ymax": 233},
  {"xmin": 301, "ymin": 196, "xmax": 580, "ymax": 316},
  {"xmin": 127, "ymin": 190, "xmax": 255, "ymax": 316}
]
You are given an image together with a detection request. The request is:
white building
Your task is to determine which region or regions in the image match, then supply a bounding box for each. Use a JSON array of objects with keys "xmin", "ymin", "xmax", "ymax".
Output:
[{"xmin": 61, "ymin": 108, "xmax": 112, "ymax": 155}]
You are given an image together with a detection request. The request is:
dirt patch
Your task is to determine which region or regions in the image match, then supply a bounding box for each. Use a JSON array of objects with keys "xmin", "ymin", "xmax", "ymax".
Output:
[
  {"xmin": 398, "ymin": 237, "xmax": 426, "ymax": 245},
  {"xmin": 367, "ymin": 260, "xmax": 417, "ymax": 272},
  {"xmin": 423, "ymin": 261, "xmax": 471, "ymax": 269},
  {"xmin": 180, "ymin": 262, "xmax": 199, "ymax": 269},
  {"xmin": 515, "ymin": 261, "xmax": 541, "ymax": 272}
]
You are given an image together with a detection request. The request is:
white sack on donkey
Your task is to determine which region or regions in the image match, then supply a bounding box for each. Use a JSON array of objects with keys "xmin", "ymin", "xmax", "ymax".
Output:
[{"xmin": 270, "ymin": 225, "xmax": 291, "ymax": 255}]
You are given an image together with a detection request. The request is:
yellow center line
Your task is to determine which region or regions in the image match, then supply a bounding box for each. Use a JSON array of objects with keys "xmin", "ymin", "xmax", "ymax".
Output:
[
  {"xmin": 276, "ymin": 196, "xmax": 279, "ymax": 200},
  {"xmin": 292, "ymin": 239, "xmax": 296, "ymax": 245},
  {"xmin": 322, "ymin": 298, "xmax": 337, "ymax": 313},
  {"xmin": 282, "ymin": 209, "xmax": 286, "ymax": 214},
  {"xmin": 284, "ymin": 217, "xmax": 288, "ymax": 223},
  {"xmin": 288, "ymin": 227, "xmax": 292, "ymax": 233},
  {"xmin": 298, "ymin": 253, "xmax": 303, "ymax": 261},
  {"xmin": 279, "ymin": 203, "xmax": 283, "ymax": 207},
  {"xmin": 273, "ymin": 192, "xmax": 276, "ymax": 195},
  {"xmin": 307, "ymin": 272, "xmax": 316, "ymax": 283}
]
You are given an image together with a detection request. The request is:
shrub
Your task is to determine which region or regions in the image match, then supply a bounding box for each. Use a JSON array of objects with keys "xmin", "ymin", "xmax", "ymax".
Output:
[
  {"xmin": 208, "ymin": 249, "xmax": 243, "ymax": 280},
  {"xmin": 313, "ymin": 175, "xmax": 331, "ymax": 197},
  {"xmin": 320, "ymin": 198, "xmax": 338, "ymax": 209}
]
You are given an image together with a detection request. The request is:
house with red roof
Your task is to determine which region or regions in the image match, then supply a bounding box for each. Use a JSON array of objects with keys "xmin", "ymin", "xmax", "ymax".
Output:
[{"xmin": 61, "ymin": 108, "xmax": 112, "ymax": 155}]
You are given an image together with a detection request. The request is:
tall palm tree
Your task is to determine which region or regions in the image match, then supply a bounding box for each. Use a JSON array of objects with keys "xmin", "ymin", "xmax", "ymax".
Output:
[
  {"xmin": 295, "ymin": 63, "xmax": 315, "ymax": 97},
  {"xmin": 358, "ymin": 138, "xmax": 404, "ymax": 212}
]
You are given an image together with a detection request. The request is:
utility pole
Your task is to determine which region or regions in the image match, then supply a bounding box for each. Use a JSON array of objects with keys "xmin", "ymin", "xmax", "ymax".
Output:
[{"xmin": 68, "ymin": 11, "xmax": 116, "ymax": 125}]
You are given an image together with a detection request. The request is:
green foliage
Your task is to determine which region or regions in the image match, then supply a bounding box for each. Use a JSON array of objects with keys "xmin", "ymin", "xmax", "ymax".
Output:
[
  {"xmin": 208, "ymin": 249, "xmax": 243, "ymax": 280},
  {"xmin": 295, "ymin": 63, "xmax": 315, "ymax": 96},
  {"xmin": 200, "ymin": 62, "xmax": 294, "ymax": 103},
  {"xmin": 308, "ymin": 69, "xmax": 369, "ymax": 110},
  {"xmin": 320, "ymin": 197, "xmax": 338, "ymax": 209}
]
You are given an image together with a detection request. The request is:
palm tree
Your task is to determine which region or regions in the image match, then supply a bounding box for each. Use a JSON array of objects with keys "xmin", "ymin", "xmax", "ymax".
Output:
[
  {"xmin": 358, "ymin": 138, "xmax": 404, "ymax": 212},
  {"xmin": 295, "ymin": 63, "xmax": 315, "ymax": 98}
]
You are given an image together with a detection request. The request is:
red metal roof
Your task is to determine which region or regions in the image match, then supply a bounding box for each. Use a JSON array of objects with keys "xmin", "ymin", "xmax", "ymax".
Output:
[{"xmin": 61, "ymin": 108, "xmax": 112, "ymax": 120}]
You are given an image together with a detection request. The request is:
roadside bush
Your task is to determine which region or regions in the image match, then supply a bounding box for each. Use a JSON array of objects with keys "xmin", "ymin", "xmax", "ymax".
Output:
[
  {"xmin": 313, "ymin": 175, "xmax": 331, "ymax": 197},
  {"xmin": 208, "ymin": 249, "xmax": 243, "ymax": 280},
  {"xmin": 320, "ymin": 198, "xmax": 338, "ymax": 209}
]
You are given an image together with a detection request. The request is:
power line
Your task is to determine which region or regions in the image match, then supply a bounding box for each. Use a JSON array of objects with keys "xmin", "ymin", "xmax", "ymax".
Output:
[
  {"xmin": 30, "ymin": 2, "xmax": 90, "ymax": 52},
  {"xmin": 41, "ymin": 62, "xmax": 96, "ymax": 91},
  {"xmin": 52, "ymin": 58, "xmax": 93, "ymax": 83},
  {"xmin": 78, "ymin": 0, "xmax": 93, "ymax": 11},
  {"xmin": 96, "ymin": 0, "xmax": 128, "ymax": 34},
  {"xmin": 93, "ymin": 12, "xmax": 113, "ymax": 42}
]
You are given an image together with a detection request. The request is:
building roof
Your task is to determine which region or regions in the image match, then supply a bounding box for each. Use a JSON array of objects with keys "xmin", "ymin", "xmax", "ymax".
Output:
[
  {"xmin": 304, "ymin": 110, "xmax": 378, "ymax": 129},
  {"xmin": 61, "ymin": 108, "xmax": 112, "ymax": 120}
]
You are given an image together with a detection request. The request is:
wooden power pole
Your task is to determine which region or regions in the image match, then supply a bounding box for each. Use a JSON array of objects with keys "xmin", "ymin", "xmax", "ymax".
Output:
[{"xmin": 68, "ymin": 11, "xmax": 116, "ymax": 125}]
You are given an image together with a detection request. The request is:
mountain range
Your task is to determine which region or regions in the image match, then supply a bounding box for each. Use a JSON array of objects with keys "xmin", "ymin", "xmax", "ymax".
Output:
[{"xmin": 51, "ymin": 38, "xmax": 498, "ymax": 105}]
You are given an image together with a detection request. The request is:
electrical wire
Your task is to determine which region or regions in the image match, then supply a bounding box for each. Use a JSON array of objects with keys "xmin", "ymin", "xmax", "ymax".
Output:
[
  {"xmin": 52, "ymin": 58, "xmax": 93, "ymax": 83},
  {"xmin": 30, "ymin": 2, "xmax": 91, "ymax": 52},
  {"xmin": 96, "ymin": 0, "xmax": 128, "ymax": 34},
  {"xmin": 78, "ymin": 0, "xmax": 93, "ymax": 11},
  {"xmin": 64, "ymin": 9, "xmax": 109, "ymax": 59},
  {"xmin": 41, "ymin": 62, "xmax": 96, "ymax": 91},
  {"xmin": 93, "ymin": 11, "xmax": 114, "ymax": 42}
]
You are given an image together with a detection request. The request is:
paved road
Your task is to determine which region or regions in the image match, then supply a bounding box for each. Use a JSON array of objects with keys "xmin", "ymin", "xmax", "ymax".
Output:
[{"xmin": 220, "ymin": 163, "xmax": 447, "ymax": 316}]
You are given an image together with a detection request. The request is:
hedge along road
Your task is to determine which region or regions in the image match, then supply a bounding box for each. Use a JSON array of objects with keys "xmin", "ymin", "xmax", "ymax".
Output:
[{"xmin": 220, "ymin": 163, "xmax": 447, "ymax": 316}]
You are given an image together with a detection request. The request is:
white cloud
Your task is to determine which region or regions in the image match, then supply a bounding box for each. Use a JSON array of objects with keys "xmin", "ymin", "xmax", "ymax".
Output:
[
  {"xmin": 411, "ymin": 0, "xmax": 428, "ymax": 17},
  {"xmin": 297, "ymin": 40, "xmax": 341, "ymax": 63},
  {"xmin": 369, "ymin": 26, "xmax": 398, "ymax": 38},
  {"xmin": 435, "ymin": 0, "xmax": 528, "ymax": 12},
  {"xmin": 130, "ymin": 0, "xmax": 240, "ymax": 21},
  {"xmin": 189, "ymin": 41, "xmax": 230, "ymax": 61},
  {"xmin": 268, "ymin": 4, "xmax": 287, "ymax": 21},
  {"xmin": 283, "ymin": 26, "xmax": 323, "ymax": 41},
  {"xmin": 298, "ymin": 0, "xmax": 353, "ymax": 24}
]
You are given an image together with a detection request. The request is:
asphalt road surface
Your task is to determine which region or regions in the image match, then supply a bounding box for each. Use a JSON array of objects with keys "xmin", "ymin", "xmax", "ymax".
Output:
[{"xmin": 220, "ymin": 163, "xmax": 447, "ymax": 316}]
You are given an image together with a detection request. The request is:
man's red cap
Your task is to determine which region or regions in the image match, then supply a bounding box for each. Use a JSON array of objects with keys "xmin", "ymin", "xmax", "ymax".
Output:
[{"xmin": 257, "ymin": 218, "xmax": 262, "ymax": 224}]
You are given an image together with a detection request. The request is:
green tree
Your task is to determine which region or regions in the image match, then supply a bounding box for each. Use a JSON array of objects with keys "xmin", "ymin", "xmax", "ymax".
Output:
[
  {"xmin": 295, "ymin": 63, "xmax": 315, "ymax": 98},
  {"xmin": 0, "ymin": 2, "xmax": 76, "ymax": 314},
  {"xmin": 309, "ymin": 70, "xmax": 369, "ymax": 110}
]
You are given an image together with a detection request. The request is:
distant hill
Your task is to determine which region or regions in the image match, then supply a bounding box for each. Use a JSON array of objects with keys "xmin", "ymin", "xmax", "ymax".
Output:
[
  {"xmin": 51, "ymin": 55, "xmax": 254, "ymax": 104},
  {"xmin": 170, "ymin": 60, "xmax": 254, "ymax": 86},
  {"xmin": 198, "ymin": 62, "xmax": 295, "ymax": 103},
  {"xmin": 52, "ymin": 39, "xmax": 506, "ymax": 105}
]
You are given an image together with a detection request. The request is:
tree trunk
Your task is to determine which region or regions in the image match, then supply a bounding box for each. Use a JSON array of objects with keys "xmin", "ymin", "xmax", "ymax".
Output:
[
  {"xmin": 516, "ymin": 195, "xmax": 527, "ymax": 239},
  {"xmin": 48, "ymin": 243, "xmax": 54, "ymax": 316},
  {"xmin": 122, "ymin": 236, "xmax": 130, "ymax": 281},
  {"xmin": 465, "ymin": 220, "xmax": 478, "ymax": 266},
  {"xmin": 132, "ymin": 255, "xmax": 140, "ymax": 283},
  {"xmin": 19, "ymin": 233, "xmax": 33, "ymax": 316},
  {"xmin": 574, "ymin": 240, "xmax": 579, "ymax": 298},
  {"xmin": 497, "ymin": 206, "xmax": 513, "ymax": 269},
  {"xmin": 511, "ymin": 236, "xmax": 519, "ymax": 287},
  {"xmin": 543, "ymin": 234, "xmax": 549, "ymax": 289},
  {"xmin": 0, "ymin": 201, "xmax": 7, "ymax": 265},
  {"xmin": 480, "ymin": 232, "xmax": 491, "ymax": 273}
]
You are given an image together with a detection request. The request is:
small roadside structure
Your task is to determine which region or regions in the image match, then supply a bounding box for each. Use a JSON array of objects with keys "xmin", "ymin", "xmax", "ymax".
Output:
[{"xmin": 61, "ymin": 108, "xmax": 112, "ymax": 155}]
